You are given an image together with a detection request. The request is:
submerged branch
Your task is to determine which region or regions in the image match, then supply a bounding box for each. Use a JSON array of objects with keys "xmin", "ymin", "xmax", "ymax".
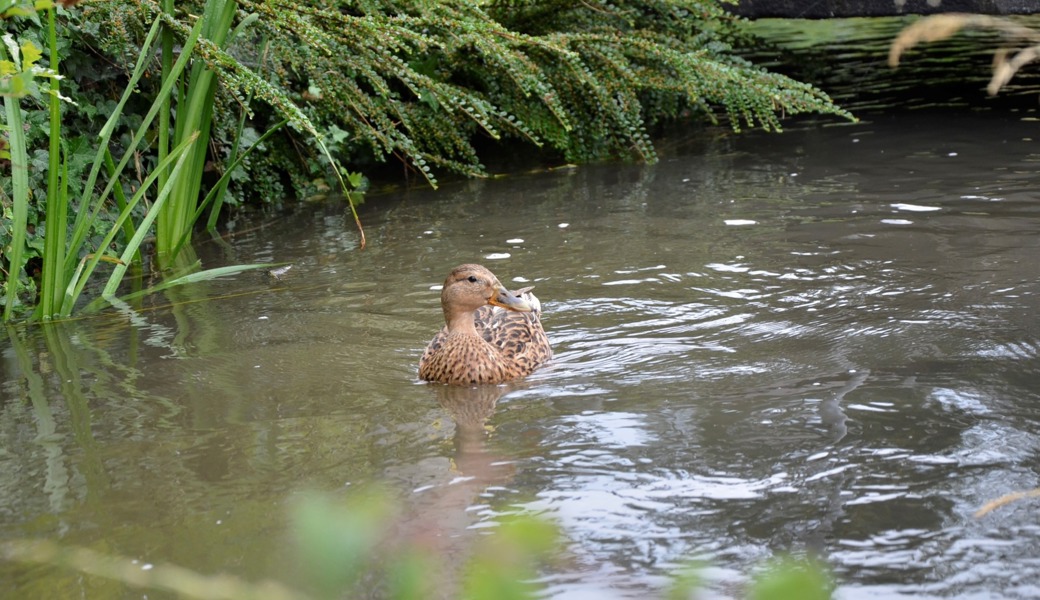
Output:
[{"xmin": 0, "ymin": 539, "xmax": 311, "ymax": 600}]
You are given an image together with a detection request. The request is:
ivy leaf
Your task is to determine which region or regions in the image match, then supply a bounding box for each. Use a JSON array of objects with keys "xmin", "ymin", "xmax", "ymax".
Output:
[
  {"xmin": 4, "ymin": 72, "xmax": 27, "ymax": 96},
  {"xmin": 20, "ymin": 41, "xmax": 42, "ymax": 69},
  {"xmin": 345, "ymin": 170, "xmax": 363, "ymax": 188},
  {"xmin": 328, "ymin": 124, "xmax": 349, "ymax": 144},
  {"xmin": 2, "ymin": 34, "xmax": 20, "ymax": 70},
  {"xmin": 2, "ymin": 3, "xmax": 35, "ymax": 18}
]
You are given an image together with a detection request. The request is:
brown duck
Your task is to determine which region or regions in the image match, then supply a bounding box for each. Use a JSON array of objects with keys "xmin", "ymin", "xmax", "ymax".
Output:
[{"xmin": 419, "ymin": 264, "xmax": 551, "ymax": 385}]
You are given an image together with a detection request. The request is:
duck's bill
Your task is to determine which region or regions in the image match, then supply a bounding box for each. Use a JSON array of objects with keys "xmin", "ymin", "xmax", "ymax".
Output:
[{"xmin": 489, "ymin": 285, "xmax": 533, "ymax": 312}]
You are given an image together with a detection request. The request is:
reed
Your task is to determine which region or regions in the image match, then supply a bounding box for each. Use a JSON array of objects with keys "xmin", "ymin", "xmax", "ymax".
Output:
[
  {"xmin": 155, "ymin": 0, "xmax": 240, "ymax": 266},
  {"xmin": 0, "ymin": 52, "xmax": 30, "ymax": 322},
  {"xmin": 0, "ymin": 0, "xmax": 63, "ymax": 320},
  {"xmin": 53, "ymin": 16, "xmax": 203, "ymax": 318},
  {"xmin": 1, "ymin": 1, "xmax": 287, "ymax": 320}
]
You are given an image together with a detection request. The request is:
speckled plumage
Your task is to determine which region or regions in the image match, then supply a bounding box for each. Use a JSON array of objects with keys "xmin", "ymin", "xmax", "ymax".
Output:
[{"xmin": 419, "ymin": 264, "xmax": 551, "ymax": 385}]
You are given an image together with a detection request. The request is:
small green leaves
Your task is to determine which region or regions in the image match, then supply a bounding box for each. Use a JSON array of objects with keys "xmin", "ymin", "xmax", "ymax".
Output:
[
  {"xmin": 227, "ymin": 0, "xmax": 850, "ymax": 183},
  {"xmin": 343, "ymin": 168, "xmax": 364, "ymax": 189},
  {"xmin": 0, "ymin": 35, "xmax": 69, "ymax": 101}
]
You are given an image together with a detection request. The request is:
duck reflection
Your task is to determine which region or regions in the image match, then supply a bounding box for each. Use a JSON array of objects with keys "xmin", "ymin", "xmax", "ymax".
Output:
[
  {"xmin": 391, "ymin": 383, "xmax": 523, "ymax": 596},
  {"xmin": 435, "ymin": 383, "xmax": 520, "ymax": 480}
]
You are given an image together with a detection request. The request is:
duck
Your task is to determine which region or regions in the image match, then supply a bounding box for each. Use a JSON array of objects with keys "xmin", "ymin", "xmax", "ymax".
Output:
[{"xmin": 419, "ymin": 264, "xmax": 551, "ymax": 385}]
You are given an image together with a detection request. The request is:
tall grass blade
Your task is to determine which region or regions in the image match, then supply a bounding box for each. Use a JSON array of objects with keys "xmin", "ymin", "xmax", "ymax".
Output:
[
  {"xmin": 103, "ymin": 147, "xmax": 139, "ymax": 247},
  {"xmin": 83, "ymin": 263, "xmax": 277, "ymax": 314},
  {"xmin": 63, "ymin": 15, "xmax": 204, "ymax": 280},
  {"xmin": 39, "ymin": 4, "xmax": 66, "ymax": 319},
  {"xmin": 157, "ymin": 0, "xmax": 174, "ymax": 211},
  {"xmin": 157, "ymin": 0, "xmax": 239, "ymax": 263},
  {"xmin": 1, "ymin": 52, "xmax": 29, "ymax": 322},
  {"xmin": 62, "ymin": 18, "xmax": 162, "ymax": 278},
  {"xmin": 102, "ymin": 133, "xmax": 200, "ymax": 298},
  {"xmin": 59, "ymin": 132, "xmax": 200, "ymax": 316},
  {"xmin": 171, "ymin": 119, "xmax": 289, "ymax": 259}
]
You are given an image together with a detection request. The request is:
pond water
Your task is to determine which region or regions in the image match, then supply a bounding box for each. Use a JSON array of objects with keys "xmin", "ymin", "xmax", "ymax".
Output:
[
  {"xmin": 4, "ymin": 106, "xmax": 1040, "ymax": 599},
  {"xmin": 6, "ymin": 25, "xmax": 1040, "ymax": 596}
]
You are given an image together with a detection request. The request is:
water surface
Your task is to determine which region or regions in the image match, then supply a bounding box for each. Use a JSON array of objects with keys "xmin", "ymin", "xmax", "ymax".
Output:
[{"xmin": 4, "ymin": 108, "xmax": 1040, "ymax": 598}]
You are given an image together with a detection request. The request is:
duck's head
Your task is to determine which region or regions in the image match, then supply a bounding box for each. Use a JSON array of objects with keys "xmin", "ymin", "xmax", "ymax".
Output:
[{"xmin": 441, "ymin": 264, "xmax": 532, "ymax": 323}]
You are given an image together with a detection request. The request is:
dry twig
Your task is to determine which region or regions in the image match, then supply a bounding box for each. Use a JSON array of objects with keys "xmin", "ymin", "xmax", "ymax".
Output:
[
  {"xmin": 975, "ymin": 488, "xmax": 1040, "ymax": 518},
  {"xmin": 889, "ymin": 13, "xmax": 1040, "ymax": 96}
]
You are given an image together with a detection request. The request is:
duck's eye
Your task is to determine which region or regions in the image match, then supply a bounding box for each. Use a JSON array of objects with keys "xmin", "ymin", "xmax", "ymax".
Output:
[{"xmin": 467, "ymin": 275, "xmax": 478, "ymax": 283}]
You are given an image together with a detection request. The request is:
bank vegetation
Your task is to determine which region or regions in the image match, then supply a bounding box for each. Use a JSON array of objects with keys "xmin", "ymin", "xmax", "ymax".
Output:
[{"xmin": 1, "ymin": 0, "xmax": 853, "ymax": 321}]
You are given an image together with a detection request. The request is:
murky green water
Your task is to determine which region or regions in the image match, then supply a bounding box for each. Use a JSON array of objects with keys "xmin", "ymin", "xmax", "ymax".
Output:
[
  {"xmin": 5, "ymin": 107, "xmax": 1040, "ymax": 599},
  {"xmin": 6, "ymin": 22, "xmax": 1040, "ymax": 598}
]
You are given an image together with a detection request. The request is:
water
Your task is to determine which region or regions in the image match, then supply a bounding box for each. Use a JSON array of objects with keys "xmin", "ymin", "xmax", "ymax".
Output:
[
  {"xmin": 745, "ymin": 16, "xmax": 1040, "ymax": 113},
  {"xmin": 5, "ymin": 60, "xmax": 1040, "ymax": 600}
]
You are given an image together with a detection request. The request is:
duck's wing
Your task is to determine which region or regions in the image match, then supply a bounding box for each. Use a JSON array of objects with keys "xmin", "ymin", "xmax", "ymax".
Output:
[{"xmin": 477, "ymin": 287, "xmax": 551, "ymax": 374}]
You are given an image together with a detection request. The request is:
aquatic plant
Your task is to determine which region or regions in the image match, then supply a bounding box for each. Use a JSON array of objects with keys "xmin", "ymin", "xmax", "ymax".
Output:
[
  {"xmin": 0, "ymin": 3, "xmax": 242, "ymax": 320},
  {"xmin": 0, "ymin": 0, "xmax": 363, "ymax": 320}
]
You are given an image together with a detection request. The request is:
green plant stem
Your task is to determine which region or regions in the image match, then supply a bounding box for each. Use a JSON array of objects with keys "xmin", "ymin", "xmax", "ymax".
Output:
[
  {"xmin": 1, "ymin": 48, "xmax": 29, "ymax": 322},
  {"xmin": 103, "ymin": 132, "xmax": 198, "ymax": 297},
  {"xmin": 157, "ymin": 0, "xmax": 238, "ymax": 265},
  {"xmin": 175, "ymin": 119, "xmax": 288, "ymax": 259},
  {"xmin": 63, "ymin": 17, "xmax": 164, "ymax": 279},
  {"xmin": 60, "ymin": 132, "xmax": 201, "ymax": 316},
  {"xmin": 103, "ymin": 148, "xmax": 138, "ymax": 251},
  {"xmin": 62, "ymin": 14, "xmax": 202, "ymax": 283},
  {"xmin": 157, "ymin": 0, "xmax": 174, "ymax": 208},
  {"xmin": 40, "ymin": 4, "xmax": 67, "ymax": 319},
  {"xmin": 172, "ymin": 118, "xmax": 288, "ymax": 260}
]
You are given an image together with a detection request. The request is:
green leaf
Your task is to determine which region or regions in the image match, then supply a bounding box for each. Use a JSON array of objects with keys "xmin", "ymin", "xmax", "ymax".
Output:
[
  {"xmin": 2, "ymin": 34, "xmax": 20, "ymax": 70},
  {"xmin": 749, "ymin": 557, "xmax": 831, "ymax": 600},
  {"xmin": 2, "ymin": 4, "xmax": 34, "ymax": 18},
  {"xmin": 19, "ymin": 40, "xmax": 41, "ymax": 69}
]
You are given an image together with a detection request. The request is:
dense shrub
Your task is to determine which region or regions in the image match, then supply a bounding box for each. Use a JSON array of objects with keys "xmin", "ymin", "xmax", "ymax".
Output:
[
  {"xmin": 0, "ymin": 0, "xmax": 852, "ymax": 318},
  {"xmin": 70, "ymin": 0, "xmax": 852, "ymax": 194}
]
